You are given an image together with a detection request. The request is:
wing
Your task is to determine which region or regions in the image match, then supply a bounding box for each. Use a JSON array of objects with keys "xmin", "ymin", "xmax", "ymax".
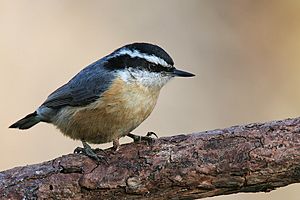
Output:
[{"xmin": 41, "ymin": 60, "xmax": 114, "ymax": 109}]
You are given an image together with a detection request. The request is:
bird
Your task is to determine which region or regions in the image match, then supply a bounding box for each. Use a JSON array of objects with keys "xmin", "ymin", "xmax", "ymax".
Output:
[{"xmin": 9, "ymin": 42, "xmax": 195, "ymax": 161}]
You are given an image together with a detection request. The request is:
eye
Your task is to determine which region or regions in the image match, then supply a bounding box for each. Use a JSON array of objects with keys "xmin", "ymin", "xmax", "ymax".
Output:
[
  {"xmin": 149, "ymin": 63, "xmax": 157, "ymax": 71},
  {"xmin": 148, "ymin": 63, "xmax": 162, "ymax": 72}
]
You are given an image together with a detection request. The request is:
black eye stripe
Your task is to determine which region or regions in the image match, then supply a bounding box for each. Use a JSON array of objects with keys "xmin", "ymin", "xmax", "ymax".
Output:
[
  {"xmin": 146, "ymin": 62, "xmax": 174, "ymax": 72},
  {"xmin": 104, "ymin": 55, "xmax": 174, "ymax": 72},
  {"xmin": 114, "ymin": 43, "xmax": 174, "ymax": 66}
]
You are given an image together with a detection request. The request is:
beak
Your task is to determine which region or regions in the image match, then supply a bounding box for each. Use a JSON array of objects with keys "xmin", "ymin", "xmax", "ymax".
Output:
[{"xmin": 172, "ymin": 68, "xmax": 195, "ymax": 77}]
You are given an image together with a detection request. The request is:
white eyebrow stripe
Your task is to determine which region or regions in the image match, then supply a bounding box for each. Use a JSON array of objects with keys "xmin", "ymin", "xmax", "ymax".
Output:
[{"xmin": 111, "ymin": 48, "xmax": 171, "ymax": 68}]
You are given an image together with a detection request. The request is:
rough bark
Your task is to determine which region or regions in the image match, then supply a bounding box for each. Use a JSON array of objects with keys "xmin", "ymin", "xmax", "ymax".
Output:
[{"xmin": 0, "ymin": 117, "xmax": 300, "ymax": 200}]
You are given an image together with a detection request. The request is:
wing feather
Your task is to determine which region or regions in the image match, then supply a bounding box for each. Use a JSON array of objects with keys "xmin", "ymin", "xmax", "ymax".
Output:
[{"xmin": 41, "ymin": 60, "xmax": 114, "ymax": 108}]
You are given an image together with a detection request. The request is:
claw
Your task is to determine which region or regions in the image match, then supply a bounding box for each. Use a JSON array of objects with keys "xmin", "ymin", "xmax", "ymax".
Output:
[
  {"xmin": 146, "ymin": 131, "xmax": 158, "ymax": 138},
  {"xmin": 127, "ymin": 132, "xmax": 157, "ymax": 145},
  {"xmin": 74, "ymin": 146, "xmax": 84, "ymax": 154},
  {"xmin": 74, "ymin": 141, "xmax": 108, "ymax": 164}
]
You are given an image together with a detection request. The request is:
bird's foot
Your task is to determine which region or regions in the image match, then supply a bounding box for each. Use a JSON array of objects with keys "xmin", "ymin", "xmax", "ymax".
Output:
[
  {"xmin": 74, "ymin": 141, "xmax": 108, "ymax": 164},
  {"xmin": 127, "ymin": 132, "xmax": 158, "ymax": 145}
]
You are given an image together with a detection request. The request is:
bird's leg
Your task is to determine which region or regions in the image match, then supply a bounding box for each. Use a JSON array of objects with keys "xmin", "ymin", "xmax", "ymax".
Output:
[
  {"xmin": 74, "ymin": 141, "xmax": 107, "ymax": 163},
  {"xmin": 127, "ymin": 131, "xmax": 158, "ymax": 144},
  {"xmin": 112, "ymin": 138, "xmax": 120, "ymax": 151}
]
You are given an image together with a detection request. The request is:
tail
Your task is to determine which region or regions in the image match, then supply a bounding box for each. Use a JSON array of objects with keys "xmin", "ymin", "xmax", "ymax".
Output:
[{"xmin": 9, "ymin": 111, "xmax": 41, "ymax": 130}]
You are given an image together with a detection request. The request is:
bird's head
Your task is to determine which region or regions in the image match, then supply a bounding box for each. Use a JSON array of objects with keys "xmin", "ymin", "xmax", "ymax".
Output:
[{"xmin": 104, "ymin": 42, "xmax": 195, "ymax": 88}]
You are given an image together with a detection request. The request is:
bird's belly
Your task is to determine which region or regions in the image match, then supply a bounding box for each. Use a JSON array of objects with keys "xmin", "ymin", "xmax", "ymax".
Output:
[{"xmin": 53, "ymin": 78, "xmax": 160, "ymax": 144}]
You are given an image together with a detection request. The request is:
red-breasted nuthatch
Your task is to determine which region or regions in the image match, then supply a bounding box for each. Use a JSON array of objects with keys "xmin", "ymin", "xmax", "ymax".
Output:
[{"xmin": 10, "ymin": 42, "xmax": 195, "ymax": 161}]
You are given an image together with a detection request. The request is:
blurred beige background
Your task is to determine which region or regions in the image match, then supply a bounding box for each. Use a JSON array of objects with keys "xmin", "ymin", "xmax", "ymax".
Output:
[{"xmin": 1, "ymin": 0, "xmax": 299, "ymax": 199}]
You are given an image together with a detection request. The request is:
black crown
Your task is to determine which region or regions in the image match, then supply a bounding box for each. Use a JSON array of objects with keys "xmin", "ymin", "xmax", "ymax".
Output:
[{"xmin": 104, "ymin": 42, "xmax": 175, "ymax": 73}]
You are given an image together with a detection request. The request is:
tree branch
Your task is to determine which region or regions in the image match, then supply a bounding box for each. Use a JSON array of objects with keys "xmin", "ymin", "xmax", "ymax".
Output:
[{"xmin": 1, "ymin": 117, "xmax": 300, "ymax": 199}]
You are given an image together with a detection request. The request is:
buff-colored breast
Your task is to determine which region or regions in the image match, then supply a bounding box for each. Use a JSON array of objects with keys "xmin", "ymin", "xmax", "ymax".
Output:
[{"xmin": 52, "ymin": 78, "xmax": 160, "ymax": 144}]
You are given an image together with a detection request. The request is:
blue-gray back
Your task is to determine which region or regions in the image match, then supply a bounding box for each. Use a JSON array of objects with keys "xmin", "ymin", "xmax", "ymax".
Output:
[{"xmin": 41, "ymin": 59, "xmax": 115, "ymax": 109}]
